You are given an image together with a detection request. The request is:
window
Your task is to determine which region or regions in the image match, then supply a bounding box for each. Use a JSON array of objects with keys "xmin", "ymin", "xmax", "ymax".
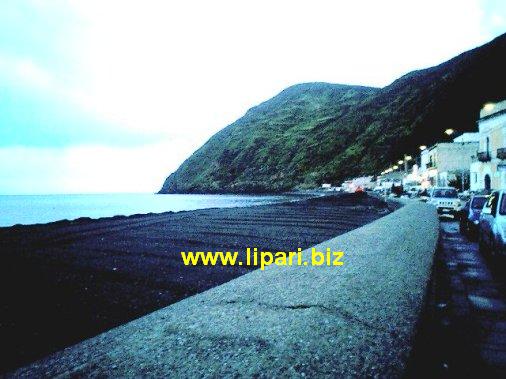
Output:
[
  {"xmin": 500, "ymin": 194, "xmax": 506, "ymax": 215},
  {"xmin": 471, "ymin": 196, "xmax": 487, "ymax": 210},
  {"xmin": 489, "ymin": 192, "xmax": 499, "ymax": 215},
  {"xmin": 485, "ymin": 193, "xmax": 495, "ymax": 208},
  {"xmin": 432, "ymin": 188, "xmax": 458, "ymax": 198}
]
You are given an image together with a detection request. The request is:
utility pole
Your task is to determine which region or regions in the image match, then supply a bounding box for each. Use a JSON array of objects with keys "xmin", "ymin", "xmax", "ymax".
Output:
[{"xmin": 404, "ymin": 155, "xmax": 412, "ymax": 174}]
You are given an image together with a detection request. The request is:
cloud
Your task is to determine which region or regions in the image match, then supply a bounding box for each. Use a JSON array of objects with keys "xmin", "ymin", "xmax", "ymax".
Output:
[
  {"xmin": 490, "ymin": 14, "xmax": 505, "ymax": 28},
  {"xmin": 0, "ymin": 140, "xmax": 201, "ymax": 194},
  {"xmin": 0, "ymin": 55, "xmax": 53, "ymax": 89}
]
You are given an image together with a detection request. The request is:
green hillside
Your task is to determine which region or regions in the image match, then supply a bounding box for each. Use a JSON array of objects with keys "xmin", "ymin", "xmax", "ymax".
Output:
[{"xmin": 160, "ymin": 33, "xmax": 506, "ymax": 193}]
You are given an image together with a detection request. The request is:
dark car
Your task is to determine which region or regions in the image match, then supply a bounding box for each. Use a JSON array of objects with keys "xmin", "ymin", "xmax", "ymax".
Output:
[{"xmin": 459, "ymin": 195, "xmax": 487, "ymax": 238}]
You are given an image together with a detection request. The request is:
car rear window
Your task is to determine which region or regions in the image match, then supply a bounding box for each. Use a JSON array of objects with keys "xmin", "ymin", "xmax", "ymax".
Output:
[
  {"xmin": 500, "ymin": 195, "xmax": 506, "ymax": 215},
  {"xmin": 471, "ymin": 197, "xmax": 487, "ymax": 210},
  {"xmin": 433, "ymin": 189, "xmax": 458, "ymax": 198}
]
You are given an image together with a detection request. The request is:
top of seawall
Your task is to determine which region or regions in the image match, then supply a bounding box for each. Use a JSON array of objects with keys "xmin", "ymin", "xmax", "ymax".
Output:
[{"xmin": 11, "ymin": 200, "xmax": 439, "ymax": 378}]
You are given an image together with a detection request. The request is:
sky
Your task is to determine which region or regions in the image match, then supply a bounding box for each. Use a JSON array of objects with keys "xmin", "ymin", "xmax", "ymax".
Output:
[{"xmin": 0, "ymin": 0, "xmax": 504, "ymax": 194}]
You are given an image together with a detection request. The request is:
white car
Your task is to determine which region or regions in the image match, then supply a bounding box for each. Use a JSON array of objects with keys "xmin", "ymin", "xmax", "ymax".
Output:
[
  {"xmin": 479, "ymin": 190, "xmax": 506, "ymax": 256},
  {"xmin": 428, "ymin": 187, "xmax": 461, "ymax": 217}
]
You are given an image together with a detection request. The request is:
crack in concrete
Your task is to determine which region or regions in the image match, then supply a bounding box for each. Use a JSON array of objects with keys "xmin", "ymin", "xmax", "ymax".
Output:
[{"xmin": 220, "ymin": 299, "xmax": 401, "ymax": 339}]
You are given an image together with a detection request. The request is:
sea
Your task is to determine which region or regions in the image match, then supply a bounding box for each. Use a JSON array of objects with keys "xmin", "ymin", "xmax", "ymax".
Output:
[{"xmin": 0, "ymin": 193, "xmax": 299, "ymax": 227}]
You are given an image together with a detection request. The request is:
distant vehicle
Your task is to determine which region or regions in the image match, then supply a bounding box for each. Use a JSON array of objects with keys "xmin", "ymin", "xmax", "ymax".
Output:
[
  {"xmin": 478, "ymin": 190, "xmax": 506, "ymax": 257},
  {"xmin": 459, "ymin": 195, "xmax": 487, "ymax": 237},
  {"xmin": 428, "ymin": 187, "xmax": 460, "ymax": 217},
  {"xmin": 391, "ymin": 184, "xmax": 403, "ymax": 197},
  {"xmin": 406, "ymin": 187, "xmax": 420, "ymax": 198},
  {"xmin": 419, "ymin": 188, "xmax": 431, "ymax": 202},
  {"xmin": 458, "ymin": 190, "xmax": 471, "ymax": 201}
]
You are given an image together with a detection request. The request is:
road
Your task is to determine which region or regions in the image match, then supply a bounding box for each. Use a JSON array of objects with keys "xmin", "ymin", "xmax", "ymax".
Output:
[{"xmin": 408, "ymin": 219, "xmax": 506, "ymax": 377}]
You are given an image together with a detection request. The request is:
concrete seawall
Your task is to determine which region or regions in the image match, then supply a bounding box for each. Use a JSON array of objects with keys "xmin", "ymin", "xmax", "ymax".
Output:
[{"xmin": 11, "ymin": 201, "xmax": 439, "ymax": 378}]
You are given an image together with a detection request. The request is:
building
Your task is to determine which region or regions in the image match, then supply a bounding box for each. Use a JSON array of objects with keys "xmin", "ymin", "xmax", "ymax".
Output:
[
  {"xmin": 419, "ymin": 138, "xmax": 479, "ymax": 189},
  {"xmin": 470, "ymin": 100, "xmax": 506, "ymax": 192},
  {"xmin": 453, "ymin": 132, "xmax": 480, "ymax": 143},
  {"xmin": 403, "ymin": 164, "xmax": 424, "ymax": 188},
  {"xmin": 376, "ymin": 171, "xmax": 403, "ymax": 190},
  {"xmin": 352, "ymin": 176, "xmax": 374, "ymax": 190},
  {"xmin": 342, "ymin": 176, "xmax": 374, "ymax": 192}
]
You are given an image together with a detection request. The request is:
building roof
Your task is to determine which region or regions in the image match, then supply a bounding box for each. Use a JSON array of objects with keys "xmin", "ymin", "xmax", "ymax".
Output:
[
  {"xmin": 453, "ymin": 132, "xmax": 480, "ymax": 143},
  {"xmin": 424, "ymin": 141, "xmax": 478, "ymax": 153},
  {"xmin": 479, "ymin": 99, "xmax": 506, "ymax": 120}
]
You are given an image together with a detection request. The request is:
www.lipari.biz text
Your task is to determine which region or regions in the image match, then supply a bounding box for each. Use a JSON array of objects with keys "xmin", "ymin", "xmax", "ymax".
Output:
[{"xmin": 181, "ymin": 247, "xmax": 344, "ymax": 270}]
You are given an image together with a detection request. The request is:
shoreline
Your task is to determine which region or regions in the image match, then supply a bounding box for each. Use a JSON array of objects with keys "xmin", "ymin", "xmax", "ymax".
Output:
[
  {"xmin": 0, "ymin": 193, "xmax": 316, "ymax": 230},
  {"xmin": 1, "ymin": 192, "xmax": 390, "ymax": 373}
]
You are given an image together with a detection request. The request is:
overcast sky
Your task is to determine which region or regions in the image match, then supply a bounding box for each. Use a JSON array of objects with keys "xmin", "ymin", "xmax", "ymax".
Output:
[{"xmin": 0, "ymin": 0, "xmax": 504, "ymax": 194}]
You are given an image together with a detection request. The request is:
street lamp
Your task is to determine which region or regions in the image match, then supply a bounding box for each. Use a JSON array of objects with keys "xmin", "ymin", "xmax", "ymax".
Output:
[
  {"xmin": 484, "ymin": 103, "xmax": 495, "ymax": 112},
  {"xmin": 419, "ymin": 145, "xmax": 427, "ymax": 151},
  {"xmin": 401, "ymin": 154, "xmax": 413, "ymax": 174},
  {"xmin": 445, "ymin": 128, "xmax": 455, "ymax": 136},
  {"xmin": 393, "ymin": 165, "xmax": 399, "ymax": 170}
]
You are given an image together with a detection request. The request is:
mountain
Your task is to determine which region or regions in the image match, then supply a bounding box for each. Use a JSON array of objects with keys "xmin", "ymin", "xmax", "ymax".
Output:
[{"xmin": 160, "ymin": 33, "xmax": 506, "ymax": 194}]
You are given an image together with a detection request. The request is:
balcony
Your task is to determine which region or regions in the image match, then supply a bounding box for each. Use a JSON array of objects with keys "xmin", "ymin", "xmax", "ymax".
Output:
[
  {"xmin": 477, "ymin": 151, "xmax": 491, "ymax": 162},
  {"xmin": 425, "ymin": 161, "xmax": 436, "ymax": 169},
  {"xmin": 497, "ymin": 148, "xmax": 506, "ymax": 160}
]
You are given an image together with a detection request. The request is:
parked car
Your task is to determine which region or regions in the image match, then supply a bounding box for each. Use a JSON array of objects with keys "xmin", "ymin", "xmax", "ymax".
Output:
[
  {"xmin": 478, "ymin": 190, "xmax": 506, "ymax": 257},
  {"xmin": 419, "ymin": 188, "xmax": 431, "ymax": 202},
  {"xmin": 406, "ymin": 187, "xmax": 420, "ymax": 198},
  {"xmin": 458, "ymin": 190, "xmax": 471, "ymax": 199},
  {"xmin": 428, "ymin": 187, "xmax": 461, "ymax": 217},
  {"xmin": 459, "ymin": 195, "xmax": 488, "ymax": 237}
]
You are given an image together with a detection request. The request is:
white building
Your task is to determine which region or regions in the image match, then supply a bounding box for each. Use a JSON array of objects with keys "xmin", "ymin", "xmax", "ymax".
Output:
[
  {"xmin": 342, "ymin": 176, "xmax": 374, "ymax": 192},
  {"xmin": 453, "ymin": 133, "xmax": 480, "ymax": 143},
  {"xmin": 419, "ymin": 139, "xmax": 478, "ymax": 189},
  {"xmin": 470, "ymin": 100, "xmax": 506, "ymax": 192}
]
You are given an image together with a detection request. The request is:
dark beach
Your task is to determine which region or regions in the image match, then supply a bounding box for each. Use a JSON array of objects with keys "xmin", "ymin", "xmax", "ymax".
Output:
[{"xmin": 0, "ymin": 193, "xmax": 391, "ymax": 373}]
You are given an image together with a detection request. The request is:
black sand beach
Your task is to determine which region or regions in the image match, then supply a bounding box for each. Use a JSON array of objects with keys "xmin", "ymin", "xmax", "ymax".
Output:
[{"xmin": 0, "ymin": 193, "xmax": 391, "ymax": 373}]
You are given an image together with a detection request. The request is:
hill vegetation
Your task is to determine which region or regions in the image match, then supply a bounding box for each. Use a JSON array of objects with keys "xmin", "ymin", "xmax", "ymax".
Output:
[{"xmin": 160, "ymin": 33, "xmax": 506, "ymax": 193}]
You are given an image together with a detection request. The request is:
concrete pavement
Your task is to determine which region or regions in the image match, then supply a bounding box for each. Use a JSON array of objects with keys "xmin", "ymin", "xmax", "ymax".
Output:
[{"xmin": 408, "ymin": 220, "xmax": 506, "ymax": 377}]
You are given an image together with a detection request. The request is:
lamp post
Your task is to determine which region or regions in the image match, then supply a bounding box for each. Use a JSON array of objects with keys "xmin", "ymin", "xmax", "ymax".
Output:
[
  {"xmin": 395, "ymin": 155, "xmax": 413, "ymax": 175},
  {"xmin": 444, "ymin": 128, "xmax": 457, "ymax": 143},
  {"xmin": 404, "ymin": 155, "xmax": 412, "ymax": 173}
]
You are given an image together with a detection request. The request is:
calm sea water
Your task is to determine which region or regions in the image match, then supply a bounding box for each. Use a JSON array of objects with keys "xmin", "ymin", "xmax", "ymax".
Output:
[{"xmin": 0, "ymin": 193, "xmax": 298, "ymax": 227}]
